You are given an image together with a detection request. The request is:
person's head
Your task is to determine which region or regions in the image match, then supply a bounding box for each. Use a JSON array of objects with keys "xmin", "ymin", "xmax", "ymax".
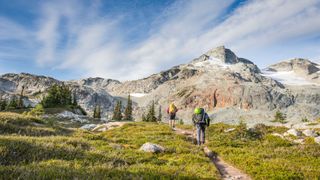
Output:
[{"xmin": 194, "ymin": 108, "xmax": 204, "ymax": 114}]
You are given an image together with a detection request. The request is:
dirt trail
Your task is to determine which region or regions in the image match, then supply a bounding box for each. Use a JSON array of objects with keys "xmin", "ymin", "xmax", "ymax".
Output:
[{"xmin": 174, "ymin": 128, "xmax": 251, "ymax": 180}]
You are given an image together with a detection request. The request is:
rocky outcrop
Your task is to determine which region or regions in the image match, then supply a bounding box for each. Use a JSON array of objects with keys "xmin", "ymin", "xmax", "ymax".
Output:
[
  {"xmin": 265, "ymin": 58, "xmax": 320, "ymax": 84},
  {"xmin": 0, "ymin": 73, "xmax": 117, "ymax": 117},
  {"xmin": 268, "ymin": 58, "xmax": 319, "ymax": 75}
]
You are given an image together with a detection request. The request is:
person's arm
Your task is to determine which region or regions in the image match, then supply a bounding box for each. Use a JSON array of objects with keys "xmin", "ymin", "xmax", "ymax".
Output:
[
  {"xmin": 192, "ymin": 114, "xmax": 196, "ymax": 125},
  {"xmin": 205, "ymin": 113, "xmax": 210, "ymax": 126}
]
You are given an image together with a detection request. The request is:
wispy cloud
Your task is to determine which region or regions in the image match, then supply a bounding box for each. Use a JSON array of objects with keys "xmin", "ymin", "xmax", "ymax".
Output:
[{"xmin": 1, "ymin": 0, "xmax": 320, "ymax": 80}]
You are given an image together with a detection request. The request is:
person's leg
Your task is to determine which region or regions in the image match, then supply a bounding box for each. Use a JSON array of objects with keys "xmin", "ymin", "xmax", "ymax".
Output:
[
  {"xmin": 201, "ymin": 126, "xmax": 206, "ymax": 145},
  {"xmin": 196, "ymin": 125, "xmax": 201, "ymax": 145}
]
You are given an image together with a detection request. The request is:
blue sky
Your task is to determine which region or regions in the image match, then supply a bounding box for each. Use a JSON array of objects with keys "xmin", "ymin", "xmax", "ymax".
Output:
[{"xmin": 0, "ymin": 0, "xmax": 320, "ymax": 81}]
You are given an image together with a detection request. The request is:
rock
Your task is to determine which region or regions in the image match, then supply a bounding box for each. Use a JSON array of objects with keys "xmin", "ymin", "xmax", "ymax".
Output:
[
  {"xmin": 293, "ymin": 139, "xmax": 304, "ymax": 144},
  {"xmin": 56, "ymin": 111, "xmax": 89, "ymax": 123},
  {"xmin": 302, "ymin": 129, "xmax": 318, "ymax": 137},
  {"xmin": 286, "ymin": 129, "xmax": 302, "ymax": 137},
  {"xmin": 92, "ymin": 122, "xmax": 127, "ymax": 132},
  {"xmin": 139, "ymin": 142, "xmax": 165, "ymax": 153},
  {"xmin": 80, "ymin": 124, "xmax": 98, "ymax": 130},
  {"xmin": 314, "ymin": 137, "xmax": 320, "ymax": 144},
  {"xmin": 224, "ymin": 128, "xmax": 236, "ymax": 133},
  {"xmin": 271, "ymin": 133, "xmax": 284, "ymax": 139}
]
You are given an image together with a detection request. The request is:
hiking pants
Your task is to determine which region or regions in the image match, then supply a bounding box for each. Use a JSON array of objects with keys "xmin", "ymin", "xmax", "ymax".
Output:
[{"xmin": 196, "ymin": 124, "xmax": 206, "ymax": 145}]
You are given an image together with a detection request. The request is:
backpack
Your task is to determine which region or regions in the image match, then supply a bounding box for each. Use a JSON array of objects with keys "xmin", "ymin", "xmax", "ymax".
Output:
[
  {"xmin": 193, "ymin": 109, "xmax": 210, "ymax": 126},
  {"xmin": 169, "ymin": 104, "xmax": 177, "ymax": 113}
]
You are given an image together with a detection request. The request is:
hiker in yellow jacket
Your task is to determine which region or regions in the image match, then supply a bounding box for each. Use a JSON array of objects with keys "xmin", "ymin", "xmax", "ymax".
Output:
[{"xmin": 167, "ymin": 103, "xmax": 178, "ymax": 128}]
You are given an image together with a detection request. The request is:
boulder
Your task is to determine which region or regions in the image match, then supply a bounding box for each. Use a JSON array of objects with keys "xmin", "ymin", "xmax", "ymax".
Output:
[
  {"xmin": 80, "ymin": 124, "xmax": 98, "ymax": 130},
  {"xmin": 139, "ymin": 143, "xmax": 165, "ymax": 153},
  {"xmin": 286, "ymin": 129, "xmax": 302, "ymax": 137},
  {"xmin": 315, "ymin": 137, "xmax": 320, "ymax": 144},
  {"xmin": 302, "ymin": 129, "xmax": 318, "ymax": 137}
]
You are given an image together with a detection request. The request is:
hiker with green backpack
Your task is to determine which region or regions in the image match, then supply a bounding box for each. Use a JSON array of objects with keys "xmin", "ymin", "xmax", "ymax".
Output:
[{"xmin": 192, "ymin": 108, "xmax": 210, "ymax": 145}]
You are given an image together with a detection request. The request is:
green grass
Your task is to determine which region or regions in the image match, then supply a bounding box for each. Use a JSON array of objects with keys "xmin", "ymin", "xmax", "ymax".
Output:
[
  {"xmin": 0, "ymin": 112, "xmax": 219, "ymax": 179},
  {"xmin": 206, "ymin": 123, "xmax": 320, "ymax": 179}
]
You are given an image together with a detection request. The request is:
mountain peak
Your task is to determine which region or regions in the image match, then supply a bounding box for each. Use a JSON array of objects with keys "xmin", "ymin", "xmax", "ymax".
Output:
[
  {"xmin": 204, "ymin": 45, "xmax": 239, "ymax": 64},
  {"xmin": 191, "ymin": 46, "xmax": 254, "ymax": 66},
  {"xmin": 268, "ymin": 58, "xmax": 320, "ymax": 75}
]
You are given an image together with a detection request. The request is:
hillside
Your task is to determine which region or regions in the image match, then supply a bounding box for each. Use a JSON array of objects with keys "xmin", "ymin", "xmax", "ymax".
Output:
[{"xmin": 0, "ymin": 46, "xmax": 319, "ymax": 125}]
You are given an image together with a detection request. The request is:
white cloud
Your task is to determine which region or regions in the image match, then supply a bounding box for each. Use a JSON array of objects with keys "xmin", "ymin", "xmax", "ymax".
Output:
[{"xmin": 2, "ymin": 0, "xmax": 320, "ymax": 80}]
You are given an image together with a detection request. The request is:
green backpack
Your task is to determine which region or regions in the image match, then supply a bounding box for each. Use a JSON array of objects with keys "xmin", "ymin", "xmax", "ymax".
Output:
[{"xmin": 193, "ymin": 108, "xmax": 206, "ymax": 124}]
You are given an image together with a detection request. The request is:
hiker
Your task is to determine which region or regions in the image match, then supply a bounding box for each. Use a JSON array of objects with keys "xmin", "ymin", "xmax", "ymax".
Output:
[
  {"xmin": 192, "ymin": 108, "xmax": 210, "ymax": 145},
  {"xmin": 167, "ymin": 103, "xmax": 178, "ymax": 128}
]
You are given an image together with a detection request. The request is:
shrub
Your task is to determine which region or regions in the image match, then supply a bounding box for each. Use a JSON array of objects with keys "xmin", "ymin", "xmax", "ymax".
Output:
[
  {"xmin": 235, "ymin": 120, "xmax": 247, "ymax": 139},
  {"xmin": 272, "ymin": 110, "xmax": 287, "ymax": 124},
  {"xmin": 301, "ymin": 117, "xmax": 309, "ymax": 122},
  {"xmin": 27, "ymin": 104, "xmax": 45, "ymax": 117},
  {"xmin": 304, "ymin": 137, "xmax": 316, "ymax": 145},
  {"xmin": 264, "ymin": 134, "xmax": 292, "ymax": 147}
]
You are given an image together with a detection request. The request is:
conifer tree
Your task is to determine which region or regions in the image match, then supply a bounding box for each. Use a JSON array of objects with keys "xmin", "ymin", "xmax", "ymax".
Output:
[
  {"xmin": 0, "ymin": 99, "xmax": 7, "ymax": 111},
  {"xmin": 41, "ymin": 84, "xmax": 73, "ymax": 108},
  {"xmin": 112, "ymin": 101, "xmax": 122, "ymax": 121},
  {"xmin": 18, "ymin": 85, "xmax": 25, "ymax": 108},
  {"xmin": 146, "ymin": 101, "xmax": 157, "ymax": 122},
  {"xmin": 124, "ymin": 94, "xmax": 133, "ymax": 121},
  {"xmin": 7, "ymin": 96, "xmax": 18, "ymax": 110},
  {"xmin": 93, "ymin": 106, "xmax": 96, "ymax": 118},
  {"xmin": 72, "ymin": 91, "xmax": 78, "ymax": 106},
  {"xmin": 157, "ymin": 105, "xmax": 162, "ymax": 122},
  {"xmin": 273, "ymin": 110, "xmax": 286, "ymax": 124},
  {"xmin": 142, "ymin": 113, "xmax": 147, "ymax": 122},
  {"xmin": 93, "ymin": 105, "xmax": 101, "ymax": 119}
]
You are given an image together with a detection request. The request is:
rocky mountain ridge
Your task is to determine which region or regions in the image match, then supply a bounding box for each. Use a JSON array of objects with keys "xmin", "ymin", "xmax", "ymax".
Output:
[{"xmin": 0, "ymin": 46, "xmax": 319, "ymax": 124}]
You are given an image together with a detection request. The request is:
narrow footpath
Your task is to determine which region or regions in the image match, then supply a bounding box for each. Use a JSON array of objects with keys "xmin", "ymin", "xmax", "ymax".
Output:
[{"xmin": 174, "ymin": 128, "xmax": 251, "ymax": 180}]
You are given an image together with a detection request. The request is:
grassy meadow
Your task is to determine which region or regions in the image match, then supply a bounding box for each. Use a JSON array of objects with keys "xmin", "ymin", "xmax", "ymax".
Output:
[
  {"xmin": 0, "ymin": 112, "xmax": 219, "ymax": 179},
  {"xmin": 206, "ymin": 123, "xmax": 320, "ymax": 179}
]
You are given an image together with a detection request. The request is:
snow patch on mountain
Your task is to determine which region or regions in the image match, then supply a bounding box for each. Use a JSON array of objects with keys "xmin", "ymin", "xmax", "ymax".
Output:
[
  {"xmin": 261, "ymin": 70, "xmax": 316, "ymax": 85},
  {"xmin": 131, "ymin": 93, "xmax": 148, "ymax": 97},
  {"xmin": 194, "ymin": 57, "xmax": 231, "ymax": 69}
]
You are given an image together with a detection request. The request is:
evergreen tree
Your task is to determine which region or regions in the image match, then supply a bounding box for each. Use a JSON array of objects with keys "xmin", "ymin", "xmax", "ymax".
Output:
[
  {"xmin": 142, "ymin": 113, "xmax": 147, "ymax": 122},
  {"xmin": 41, "ymin": 84, "xmax": 73, "ymax": 108},
  {"xmin": 93, "ymin": 105, "xmax": 101, "ymax": 119},
  {"xmin": 93, "ymin": 106, "xmax": 96, "ymax": 118},
  {"xmin": 17, "ymin": 85, "xmax": 25, "ymax": 108},
  {"xmin": 6, "ymin": 96, "xmax": 18, "ymax": 110},
  {"xmin": 124, "ymin": 94, "xmax": 133, "ymax": 121},
  {"xmin": 72, "ymin": 91, "xmax": 78, "ymax": 106},
  {"xmin": 112, "ymin": 101, "xmax": 122, "ymax": 121},
  {"xmin": 0, "ymin": 99, "xmax": 7, "ymax": 111},
  {"xmin": 157, "ymin": 105, "xmax": 162, "ymax": 122},
  {"xmin": 273, "ymin": 110, "xmax": 287, "ymax": 124},
  {"xmin": 146, "ymin": 101, "xmax": 157, "ymax": 122}
]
